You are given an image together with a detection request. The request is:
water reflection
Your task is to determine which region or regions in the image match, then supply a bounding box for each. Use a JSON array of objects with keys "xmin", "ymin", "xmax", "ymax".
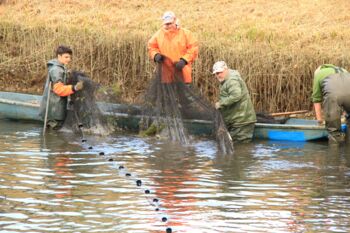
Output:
[{"xmin": 1, "ymin": 119, "xmax": 350, "ymax": 232}]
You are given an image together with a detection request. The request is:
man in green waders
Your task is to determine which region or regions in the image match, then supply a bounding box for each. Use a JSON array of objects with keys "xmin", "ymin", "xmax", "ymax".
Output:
[
  {"xmin": 312, "ymin": 64, "xmax": 350, "ymax": 144},
  {"xmin": 212, "ymin": 61, "xmax": 256, "ymax": 143},
  {"xmin": 39, "ymin": 45, "xmax": 83, "ymax": 130}
]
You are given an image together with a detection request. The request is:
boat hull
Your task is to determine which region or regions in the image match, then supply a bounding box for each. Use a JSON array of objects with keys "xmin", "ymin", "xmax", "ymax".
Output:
[
  {"xmin": 0, "ymin": 92, "xmax": 42, "ymax": 121},
  {"xmin": 254, "ymin": 118, "xmax": 329, "ymax": 141},
  {"xmin": 0, "ymin": 91, "xmax": 337, "ymax": 141}
]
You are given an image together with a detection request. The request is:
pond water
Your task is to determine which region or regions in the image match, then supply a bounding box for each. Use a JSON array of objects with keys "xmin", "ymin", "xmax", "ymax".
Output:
[{"xmin": 1, "ymin": 119, "xmax": 350, "ymax": 233}]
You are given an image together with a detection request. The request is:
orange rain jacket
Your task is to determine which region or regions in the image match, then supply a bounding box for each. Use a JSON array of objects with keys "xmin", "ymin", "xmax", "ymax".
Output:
[
  {"xmin": 53, "ymin": 82, "xmax": 74, "ymax": 97},
  {"xmin": 148, "ymin": 27, "xmax": 198, "ymax": 83}
]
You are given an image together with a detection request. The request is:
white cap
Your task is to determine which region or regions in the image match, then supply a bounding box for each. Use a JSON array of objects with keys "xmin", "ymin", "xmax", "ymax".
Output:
[
  {"xmin": 212, "ymin": 61, "xmax": 228, "ymax": 74},
  {"xmin": 162, "ymin": 11, "xmax": 176, "ymax": 24}
]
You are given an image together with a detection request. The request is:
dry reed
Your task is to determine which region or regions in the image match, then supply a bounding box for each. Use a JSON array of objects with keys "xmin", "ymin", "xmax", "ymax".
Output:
[{"xmin": 1, "ymin": 0, "xmax": 350, "ymax": 112}]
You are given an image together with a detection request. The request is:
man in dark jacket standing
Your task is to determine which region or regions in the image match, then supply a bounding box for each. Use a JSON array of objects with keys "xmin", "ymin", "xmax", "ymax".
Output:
[
  {"xmin": 213, "ymin": 61, "xmax": 256, "ymax": 143},
  {"xmin": 39, "ymin": 45, "xmax": 83, "ymax": 129}
]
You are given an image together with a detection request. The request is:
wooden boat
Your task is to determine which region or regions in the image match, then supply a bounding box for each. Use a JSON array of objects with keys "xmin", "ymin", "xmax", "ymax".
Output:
[{"xmin": 0, "ymin": 91, "xmax": 338, "ymax": 141}]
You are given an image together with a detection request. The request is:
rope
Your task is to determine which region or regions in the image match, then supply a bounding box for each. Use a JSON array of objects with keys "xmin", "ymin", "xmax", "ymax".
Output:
[{"xmin": 66, "ymin": 103, "xmax": 174, "ymax": 233}]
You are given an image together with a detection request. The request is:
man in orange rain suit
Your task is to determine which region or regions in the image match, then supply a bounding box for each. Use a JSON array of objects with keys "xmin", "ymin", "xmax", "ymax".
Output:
[
  {"xmin": 39, "ymin": 45, "xmax": 83, "ymax": 129},
  {"xmin": 148, "ymin": 11, "xmax": 199, "ymax": 84}
]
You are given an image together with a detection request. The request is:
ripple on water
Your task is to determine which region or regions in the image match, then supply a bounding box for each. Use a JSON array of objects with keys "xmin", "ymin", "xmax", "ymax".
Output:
[{"xmin": 1, "ymin": 120, "xmax": 350, "ymax": 232}]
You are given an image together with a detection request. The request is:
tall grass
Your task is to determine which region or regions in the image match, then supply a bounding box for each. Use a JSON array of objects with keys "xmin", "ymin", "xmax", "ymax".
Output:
[{"xmin": 1, "ymin": 0, "xmax": 350, "ymax": 112}]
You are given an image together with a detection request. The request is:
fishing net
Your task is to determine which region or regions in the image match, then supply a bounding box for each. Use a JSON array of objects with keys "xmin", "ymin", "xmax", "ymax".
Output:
[
  {"xmin": 62, "ymin": 71, "xmax": 112, "ymax": 136},
  {"xmin": 256, "ymin": 112, "xmax": 289, "ymax": 124},
  {"xmin": 60, "ymin": 64, "xmax": 234, "ymax": 154},
  {"xmin": 139, "ymin": 57, "xmax": 234, "ymax": 154}
]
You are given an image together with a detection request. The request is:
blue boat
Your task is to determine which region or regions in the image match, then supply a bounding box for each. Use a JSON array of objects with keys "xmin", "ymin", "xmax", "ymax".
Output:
[
  {"xmin": 253, "ymin": 118, "xmax": 329, "ymax": 141},
  {"xmin": 0, "ymin": 91, "xmax": 338, "ymax": 141}
]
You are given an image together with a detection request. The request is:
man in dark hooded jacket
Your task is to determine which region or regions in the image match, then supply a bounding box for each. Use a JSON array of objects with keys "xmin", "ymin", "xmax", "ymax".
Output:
[{"xmin": 39, "ymin": 45, "xmax": 83, "ymax": 129}]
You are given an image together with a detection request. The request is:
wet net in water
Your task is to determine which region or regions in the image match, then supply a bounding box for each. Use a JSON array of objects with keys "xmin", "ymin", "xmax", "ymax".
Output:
[
  {"xmin": 61, "ymin": 65, "xmax": 234, "ymax": 154},
  {"xmin": 139, "ymin": 59, "xmax": 234, "ymax": 154},
  {"xmin": 62, "ymin": 71, "xmax": 112, "ymax": 136}
]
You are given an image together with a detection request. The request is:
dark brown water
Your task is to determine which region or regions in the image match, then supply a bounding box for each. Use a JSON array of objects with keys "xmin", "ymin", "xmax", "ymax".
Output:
[{"xmin": 1, "ymin": 119, "xmax": 350, "ymax": 233}]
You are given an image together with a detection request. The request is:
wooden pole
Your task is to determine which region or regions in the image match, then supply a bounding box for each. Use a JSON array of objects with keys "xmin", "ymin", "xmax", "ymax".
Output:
[
  {"xmin": 270, "ymin": 110, "xmax": 309, "ymax": 117},
  {"xmin": 43, "ymin": 81, "xmax": 52, "ymax": 134}
]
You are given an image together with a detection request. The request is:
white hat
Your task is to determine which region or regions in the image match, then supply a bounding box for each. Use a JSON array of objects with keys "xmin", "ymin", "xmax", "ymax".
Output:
[
  {"xmin": 212, "ymin": 61, "xmax": 228, "ymax": 74},
  {"xmin": 162, "ymin": 11, "xmax": 176, "ymax": 24}
]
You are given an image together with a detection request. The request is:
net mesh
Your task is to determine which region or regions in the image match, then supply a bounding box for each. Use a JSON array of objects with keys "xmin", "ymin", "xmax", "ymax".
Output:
[
  {"xmin": 62, "ymin": 71, "xmax": 112, "ymax": 136},
  {"xmin": 256, "ymin": 112, "xmax": 289, "ymax": 124},
  {"xmin": 60, "ymin": 65, "xmax": 234, "ymax": 154},
  {"xmin": 59, "ymin": 67, "xmax": 290, "ymax": 154},
  {"xmin": 139, "ymin": 58, "xmax": 234, "ymax": 154}
]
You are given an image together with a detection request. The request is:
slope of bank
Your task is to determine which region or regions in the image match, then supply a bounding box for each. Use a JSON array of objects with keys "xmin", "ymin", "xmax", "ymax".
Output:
[{"xmin": 0, "ymin": 0, "xmax": 349, "ymax": 112}]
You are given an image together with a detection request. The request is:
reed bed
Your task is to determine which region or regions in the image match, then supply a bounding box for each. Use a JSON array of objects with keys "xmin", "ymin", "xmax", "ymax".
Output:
[{"xmin": 1, "ymin": 0, "xmax": 350, "ymax": 112}]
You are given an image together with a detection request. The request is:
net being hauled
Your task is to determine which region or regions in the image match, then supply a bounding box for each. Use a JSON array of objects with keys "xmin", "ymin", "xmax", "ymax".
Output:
[
  {"xmin": 62, "ymin": 71, "xmax": 112, "ymax": 136},
  {"xmin": 61, "ymin": 66, "xmax": 234, "ymax": 154},
  {"xmin": 139, "ymin": 59, "xmax": 234, "ymax": 154}
]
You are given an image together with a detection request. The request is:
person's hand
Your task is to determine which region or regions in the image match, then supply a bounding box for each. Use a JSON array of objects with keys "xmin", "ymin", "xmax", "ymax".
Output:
[
  {"xmin": 74, "ymin": 81, "xmax": 83, "ymax": 91},
  {"xmin": 154, "ymin": 53, "xmax": 164, "ymax": 63},
  {"xmin": 175, "ymin": 58, "xmax": 187, "ymax": 70},
  {"xmin": 341, "ymin": 115, "xmax": 346, "ymax": 124},
  {"xmin": 215, "ymin": 102, "xmax": 221, "ymax": 109},
  {"xmin": 318, "ymin": 119, "xmax": 325, "ymax": 126}
]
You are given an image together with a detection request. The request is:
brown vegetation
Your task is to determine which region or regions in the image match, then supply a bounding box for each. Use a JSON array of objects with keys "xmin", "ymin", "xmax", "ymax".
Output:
[{"xmin": 0, "ymin": 0, "xmax": 349, "ymax": 112}]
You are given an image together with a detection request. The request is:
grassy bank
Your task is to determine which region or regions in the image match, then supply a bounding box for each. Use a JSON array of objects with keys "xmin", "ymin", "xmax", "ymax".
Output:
[{"xmin": 1, "ymin": 0, "xmax": 350, "ymax": 112}]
